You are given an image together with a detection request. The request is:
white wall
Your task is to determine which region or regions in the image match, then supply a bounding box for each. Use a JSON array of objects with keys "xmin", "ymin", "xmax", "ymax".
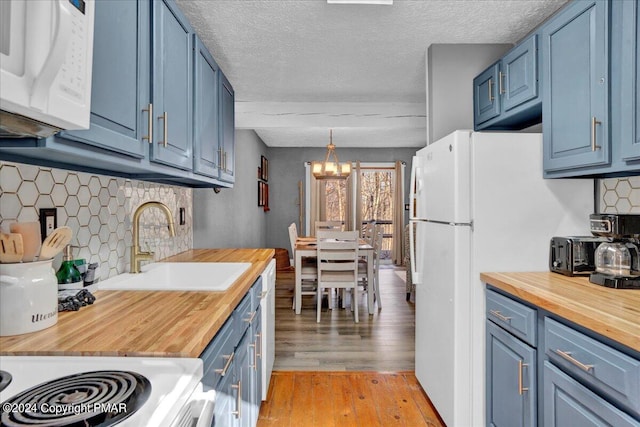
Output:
[{"xmin": 426, "ymin": 44, "xmax": 512, "ymax": 144}]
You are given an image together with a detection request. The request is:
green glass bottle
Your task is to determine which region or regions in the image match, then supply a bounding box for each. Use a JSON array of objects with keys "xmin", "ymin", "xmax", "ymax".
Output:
[{"xmin": 56, "ymin": 245, "xmax": 83, "ymax": 287}]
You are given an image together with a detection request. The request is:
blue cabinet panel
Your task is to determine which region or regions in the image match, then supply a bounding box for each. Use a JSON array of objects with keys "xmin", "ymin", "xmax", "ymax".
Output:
[
  {"xmin": 59, "ymin": 0, "xmax": 148, "ymax": 158},
  {"xmin": 542, "ymin": 0, "xmax": 609, "ymax": 173},
  {"xmin": 219, "ymin": 72, "xmax": 235, "ymax": 183},
  {"xmin": 621, "ymin": 0, "xmax": 640, "ymax": 162},
  {"xmin": 543, "ymin": 362, "xmax": 639, "ymax": 427},
  {"xmin": 474, "ymin": 63, "xmax": 500, "ymax": 125},
  {"xmin": 151, "ymin": 0, "xmax": 193, "ymax": 170},
  {"xmin": 486, "ymin": 321, "xmax": 537, "ymax": 427},
  {"xmin": 502, "ymin": 35, "xmax": 538, "ymax": 112},
  {"xmin": 193, "ymin": 35, "xmax": 220, "ymax": 178}
]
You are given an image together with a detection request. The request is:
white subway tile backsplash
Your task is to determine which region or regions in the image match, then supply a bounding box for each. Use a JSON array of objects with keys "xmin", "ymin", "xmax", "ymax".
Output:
[
  {"xmin": 0, "ymin": 161, "xmax": 193, "ymax": 281},
  {"xmin": 599, "ymin": 177, "xmax": 640, "ymax": 214}
]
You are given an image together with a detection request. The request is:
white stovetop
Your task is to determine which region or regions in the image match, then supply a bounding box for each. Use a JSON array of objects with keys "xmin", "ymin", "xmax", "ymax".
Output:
[{"xmin": 0, "ymin": 356, "xmax": 202, "ymax": 426}]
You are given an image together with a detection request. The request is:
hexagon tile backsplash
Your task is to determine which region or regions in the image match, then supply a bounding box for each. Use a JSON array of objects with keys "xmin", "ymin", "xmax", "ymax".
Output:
[
  {"xmin": 599, "ymin": 177, "xmax": 640, "ymax": 214},
  {"xmin": 0, "ymin": 161, "xmax": 193, "ymax": 281}
]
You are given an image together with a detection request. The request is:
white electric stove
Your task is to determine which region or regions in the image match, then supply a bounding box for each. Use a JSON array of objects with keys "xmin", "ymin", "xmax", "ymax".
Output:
[{"xmin": 0, "ymin": 356, "xmax": 215, "ymax": 426}]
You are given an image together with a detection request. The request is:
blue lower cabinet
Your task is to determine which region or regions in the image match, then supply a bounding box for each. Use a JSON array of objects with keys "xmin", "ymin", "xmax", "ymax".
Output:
[
  {"xmin": 214, "ymin": 361, "xmax": 237, "ymax": 427},
  {"xmin": 543, "ymin": 362, "xmax": 639, "ymax": 427},
  {"xmin": 486, "ymin": 320, "xmax": 537, "ymax": 427}
]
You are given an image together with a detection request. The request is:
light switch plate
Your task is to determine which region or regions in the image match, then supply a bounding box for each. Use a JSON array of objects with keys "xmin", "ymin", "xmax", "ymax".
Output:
[{"xmin": 39, "ymin": 208, "xmax": 57, "ymax": 241}]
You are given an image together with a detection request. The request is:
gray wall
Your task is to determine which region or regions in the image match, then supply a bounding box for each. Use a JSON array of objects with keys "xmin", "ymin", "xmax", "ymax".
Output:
[
  {"xmin": 265, "ymin": 146, "xmax": 417, "ymax": 253},
  {"xmin": 427, "ymin": 44, "xmax": 512, "ymax": 144},
  {"xmin": 193, "ymin": 130, "xmax": 269, "ymax": 248}
]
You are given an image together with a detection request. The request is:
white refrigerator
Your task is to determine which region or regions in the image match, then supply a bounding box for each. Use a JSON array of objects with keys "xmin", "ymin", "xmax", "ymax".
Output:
[{"xmin": 409, "ymin": 131, "xmax": 594, "ymax": 427}]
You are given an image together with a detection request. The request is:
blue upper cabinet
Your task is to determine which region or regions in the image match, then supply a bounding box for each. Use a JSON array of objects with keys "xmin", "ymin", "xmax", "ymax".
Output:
[
  {"xmin": 58, "ymin": 0, "xmax": 149, "ymax": 158},
  {"xmin": 219, "ymin": 72, "xmax": 236, "ymax": 184},
  {"xmin": 474, "ymin": 34, "xmax": 542, "ymax": 131},
  {"xmin": 150, "ymin": 0, "xmax": 193, "ymax": 171},
  {"xmin": 620, "ymin": 0, "xmax": 640, "ymax": 162},
  {"xmin": 193, "ymin": 35, "xmax": 220, "ymax": 179},
  {"xmin": 474, "ymin": 63, "xmax": 500, "ymax": 125},
  {"xmin": 542, "ymin": 0, "xmax": 609, "ymax": 174},
  {"xmin": 501, "ymin": 35, "xmax": 538, "ymax": 113}
]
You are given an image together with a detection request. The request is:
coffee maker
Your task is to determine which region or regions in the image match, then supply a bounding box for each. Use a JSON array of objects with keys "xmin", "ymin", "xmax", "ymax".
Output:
[{"xmin": 589, "ymin": 214, "xmax": 640, "ymax": 289}]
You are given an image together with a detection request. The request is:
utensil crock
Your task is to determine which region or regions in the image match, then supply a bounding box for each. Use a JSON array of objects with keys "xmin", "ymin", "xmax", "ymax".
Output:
[{"xmin": 0, "ymin": 260, "xmax": 58, "ymax": 336}]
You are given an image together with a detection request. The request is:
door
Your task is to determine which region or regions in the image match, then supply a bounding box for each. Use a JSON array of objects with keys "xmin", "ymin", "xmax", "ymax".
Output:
[
  {"xmin": 542, "ymin": 0, "xmax": 609, "ymax": 172},
  {"xmin": 486, "ymin": 321, "xmax": 537, "ymax": 427},
  {"xmin": 219, "ymin": 72, "xmax": 235, "ymax": 183},
  {"xmin": 193, "ymin": 34, "xmax": 220, "ymax": 178},
  {"xmin": 502, "ymin": 35, "xmax": 538, "ymax": 113},
  {"xmin": 359, "ymin": 167, "xmax": 396, "ymax": 261},
  {"xmin": 414, "ymin": 220, "xmax": 471, "ymax": 427},
  {"xmin": 544, "ymin": 362, "xmax": 639, "ymax": 427},
  {"xmin": 61, "ymin": 0, "xmax": 148, "ymax": 158},
  {"xmin": 621, "ymin": 0, "xmax": 640, "ymax": 162},
  {"xmin": 151, "ymin": 0, "xmax": 193, "ymax": 170},
  {"xmin": 474, "ymin": 62, "xmax": 501, "ymax": 125}
]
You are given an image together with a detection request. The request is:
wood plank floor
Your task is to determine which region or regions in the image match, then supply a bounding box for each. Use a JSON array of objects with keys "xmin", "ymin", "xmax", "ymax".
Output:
[
  {"xmin": 258, "ymin": 371, "xmax": 445, "ymax": 427},
  {"xmin": 273, "ymin": 266, "xmax": 415, "ymax": 371}
]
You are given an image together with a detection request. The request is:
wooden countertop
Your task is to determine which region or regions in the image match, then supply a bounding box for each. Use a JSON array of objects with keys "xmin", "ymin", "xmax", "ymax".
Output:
[
  {"xmin": 480, "ymin": 272, "xmax": 640, "ymax": 353},
  {"xmin": 0, "ymin": 248, "xmax": 274, "ymax": 358}
]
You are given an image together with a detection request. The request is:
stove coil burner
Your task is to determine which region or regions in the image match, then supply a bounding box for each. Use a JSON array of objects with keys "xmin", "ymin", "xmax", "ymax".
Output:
[
  {"xmin": 0, "ymin": 370, "xmax": 151, "ymax": 427},
  {"xmin": 0, "ymin": 371, "xmax": 12, "ymax": 393}
]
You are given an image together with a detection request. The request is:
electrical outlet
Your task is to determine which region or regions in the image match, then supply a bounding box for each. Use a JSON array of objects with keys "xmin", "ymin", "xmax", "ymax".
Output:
[{"xmin": 39, "ymin": 208, "xmax": 57, "ymax": 241}]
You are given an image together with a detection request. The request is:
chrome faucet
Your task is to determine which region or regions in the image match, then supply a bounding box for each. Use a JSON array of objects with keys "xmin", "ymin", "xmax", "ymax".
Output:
[{"xmin": 130, "ymin": 201, "xmax": 176, "ymax": 273}]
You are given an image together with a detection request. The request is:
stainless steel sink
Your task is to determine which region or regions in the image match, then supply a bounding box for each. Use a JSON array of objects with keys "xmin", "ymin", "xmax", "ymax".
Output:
[{"xmin": 98, "ymin": 262, "xmax": 252, "ymax": 291}]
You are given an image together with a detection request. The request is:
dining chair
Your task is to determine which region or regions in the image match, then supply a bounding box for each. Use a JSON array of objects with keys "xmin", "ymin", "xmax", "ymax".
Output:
[
  {"xmin": 370, "ymin": 224, "xmax": 384, "ymax": 309},
  {"xmin": 316, "ymin": 230, "xmax": 360, "ymax": 323},
  {"xmin": 361, "ymin": 221, "xmax": 376, "ymax": 246},
  {"xmin": 288, "ymin": 223, "xmax": 318, "ymax": 310},
  {"xmin": 314, "ymin": 221, "xmax": 343, "ymax": 233}
]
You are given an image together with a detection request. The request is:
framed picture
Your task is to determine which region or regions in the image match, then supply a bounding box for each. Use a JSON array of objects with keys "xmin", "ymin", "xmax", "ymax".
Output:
[
  {"xmin": 258, "ymin": 181, "xmax": 265, "ymax": 206},
  {"xmin": 263, "ymin": 183, "xmax": 270, "ymax": 212},
  {"xmin": 260, "ymin": 156, "xmax": 268, "ymax": 181}
]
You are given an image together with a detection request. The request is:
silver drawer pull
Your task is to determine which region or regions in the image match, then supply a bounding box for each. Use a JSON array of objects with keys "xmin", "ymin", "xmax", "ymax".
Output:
[
  {"xmin": 231, "ymin": 380, "xmax": 241, "ymax": 419},
  {"xmin": 556, "ymin": 349, "xmax": 594, "ymax": 372},
  {"xmin": 214, "ymin": 351, "xmax": 235, "ymax": 377},
  {"xmin": 489, "ymin": 309, "xmax": 512, "ymax": 322},
  {"xmin": 244, "ymin": 310, "xmax": 257, "ymax": 324},
  {"xmin": 518, "ymin": 360, "xmax": 529, "ymax": 395}
]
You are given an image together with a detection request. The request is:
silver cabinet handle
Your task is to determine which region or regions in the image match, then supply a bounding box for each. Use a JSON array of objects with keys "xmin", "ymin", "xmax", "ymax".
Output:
[
  {"xmin": 488, "ymin": 78, "xmax": 494, "ymax": 102},
  {"xmin": 214, "ymin": 351, "xmax": 234, "ymax": 377},
  {"xmin": 249, "ymin": 341, "xmax": 257, "ymax": 370},
  {"xmin": 244, "ymin": 310, "xmax": 257, "ymax": 324},
  {"xmin": 518, "ymin": 360, "xmax": 529, "ymax": 395},
  {"xmin": 158, "ymin": 111, "xmax": 168, "ymax": 147},
  {"xmin": 256, "ymin": 332, "xmax": 262, "ymax": 359},
  {"xmin": 489, "ymin": 309, "xmax": 512, "ymax": 322},
  {"xmin": 591, "ymin": 116, "xmax": 602, "ymax": 151},
  {"xmin": 556, "ymin": 349, "xmax": 594, "ymax": 372},
  {"xmin": 231, "ymin": 380, "xmax": 241, "ymax": 418},
  {"xmin": 218, "ymin": 147, "xmax": 223, "ymax": 169},
  {"xmin": 142, "ymin": 103, "xmax": 153, "ymax": 144},
  {"xmin": 499, "ymin": 71, "xmax": 506, "ymax": 95}
]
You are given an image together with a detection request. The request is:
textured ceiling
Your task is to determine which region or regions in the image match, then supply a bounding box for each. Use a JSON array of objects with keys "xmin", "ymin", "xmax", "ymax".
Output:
[{"xmin": 176, "ymin": 0, "xmax": 568, "ymax": 147}]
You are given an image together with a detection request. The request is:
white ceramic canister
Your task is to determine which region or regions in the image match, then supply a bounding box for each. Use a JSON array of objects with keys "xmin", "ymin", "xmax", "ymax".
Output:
[{"xmin": 0, "ymin": 260, "xmax": 58, "ymax": 336}]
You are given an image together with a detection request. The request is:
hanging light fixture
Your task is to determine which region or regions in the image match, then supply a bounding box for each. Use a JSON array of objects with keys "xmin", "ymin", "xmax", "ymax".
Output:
[{"xmin": 312, "ymin": 129, "xmax": 352, "ymax": 180}]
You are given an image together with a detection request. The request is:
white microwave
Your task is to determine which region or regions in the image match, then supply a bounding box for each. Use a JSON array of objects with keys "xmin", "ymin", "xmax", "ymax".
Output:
[{"xmin": 0, "ymin": 0, "xmax": 94, "ymax": 138}]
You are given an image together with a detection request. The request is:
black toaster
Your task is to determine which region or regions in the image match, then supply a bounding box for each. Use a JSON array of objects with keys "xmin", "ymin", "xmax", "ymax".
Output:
[{"xmin": 549, "ymin": 236, "xmax": 608, "ymax": 276}]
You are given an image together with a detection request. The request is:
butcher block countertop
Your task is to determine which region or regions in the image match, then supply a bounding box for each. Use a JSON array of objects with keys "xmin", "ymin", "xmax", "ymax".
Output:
[
  {"xmin": 0, "ymin": 248, "xmax": 274, "ymax": 357},
  {"xmin": 481, "ymin": 272, "xmax": 640, "ymax": 353}
]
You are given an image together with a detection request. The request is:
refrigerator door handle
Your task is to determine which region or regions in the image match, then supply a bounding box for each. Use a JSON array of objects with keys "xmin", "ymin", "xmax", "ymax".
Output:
[
  {"xmin": 410, "ymin": 156, "xmax": 422, "ymax": 219},
  {"xmin": 409, "ymin": 220, "xmax": 421, "ymax": 285}
]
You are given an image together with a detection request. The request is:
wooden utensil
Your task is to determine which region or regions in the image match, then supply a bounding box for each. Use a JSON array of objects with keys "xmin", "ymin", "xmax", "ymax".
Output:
[
  {"xmin": 39, "ymin": 226, "xmax": 72, "ymax": 260},
  {"xmin": 10, "ymin": 222, "xmax": 41, "ymax": 262},
  {"xmin": 0, "ymin": 232, "xmax": 24, "ymax": 263}
]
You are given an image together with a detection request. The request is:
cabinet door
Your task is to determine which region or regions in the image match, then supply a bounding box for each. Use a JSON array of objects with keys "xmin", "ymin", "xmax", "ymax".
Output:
[
  {"xmin": 236, "ymin": 330, "xmax": 253, "ymax": 427},
  {"xmin": 543, "ymin": 362, "xmax": 639, "ymax": 427},
  {"xmin": 151, "ymin": 0, "xmax": 193, "ymax": 170},
  {"xmin": 486, "ymin": 321, "xmax": 537, "ymax": 427},
  {"xmin": 251, "ymin": 307, "xmax": 263, "ymax": 423},
  {"xmin": 214, "ymin": 360, "xmax": 238, "ymax": 427},
  {"xmin": 60, "ymin": 0, "xmax": 148, "ymax": 158},
  {"xmin": 620, "ymin": 0, "xmax": 640, "ymax": 161},
  {"xmin": 474, "ymin": 63, "xmax": 500, "ymax": 125},
  {"xmin": 502, "ymin": 35, "xmax": 538, "ymax": 112},
  {"xmin": 219, "ymin": 72, "xmax": 235, "ymax": 183},
  {"xmin": 542, "ymin": 0, "xmax": 609, "ymax": 172},
  {"xmin": 193, "ymin": 35, "xmax": 220, "ymax": 178}
]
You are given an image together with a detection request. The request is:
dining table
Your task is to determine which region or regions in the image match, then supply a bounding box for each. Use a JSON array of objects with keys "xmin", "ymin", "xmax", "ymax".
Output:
[{"xmin": 294, "ymin": 236, "xmax": 375, "ymax": 315}]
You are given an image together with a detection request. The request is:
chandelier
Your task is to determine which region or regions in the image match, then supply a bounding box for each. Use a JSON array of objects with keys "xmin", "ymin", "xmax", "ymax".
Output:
[{"xmin": 311, "ymin": 129, "xmax": 352, "ymax": 180}]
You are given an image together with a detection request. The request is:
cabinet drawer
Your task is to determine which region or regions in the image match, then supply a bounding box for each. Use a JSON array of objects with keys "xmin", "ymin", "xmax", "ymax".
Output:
[
  {"xmin": 544, "ymin": 362, "xmax": 639, "ymax": 427},
  {"xmin": 234, "ymin": 292, "xmax": 256, "ymax": 338},
  {"xmin": 486, "ymin": 289, "xmax": 537, "ymax": 347},
  {"xmin": 250, "ymin": 277, "xmax": 263, "ymax": 312},
  {"xmin": 200, "ymin": 316, "xmax": 236, "ymax": 388},
  {"xmin": 545, "ymin": 317, "xmax": 640, "ymax": 417}
]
